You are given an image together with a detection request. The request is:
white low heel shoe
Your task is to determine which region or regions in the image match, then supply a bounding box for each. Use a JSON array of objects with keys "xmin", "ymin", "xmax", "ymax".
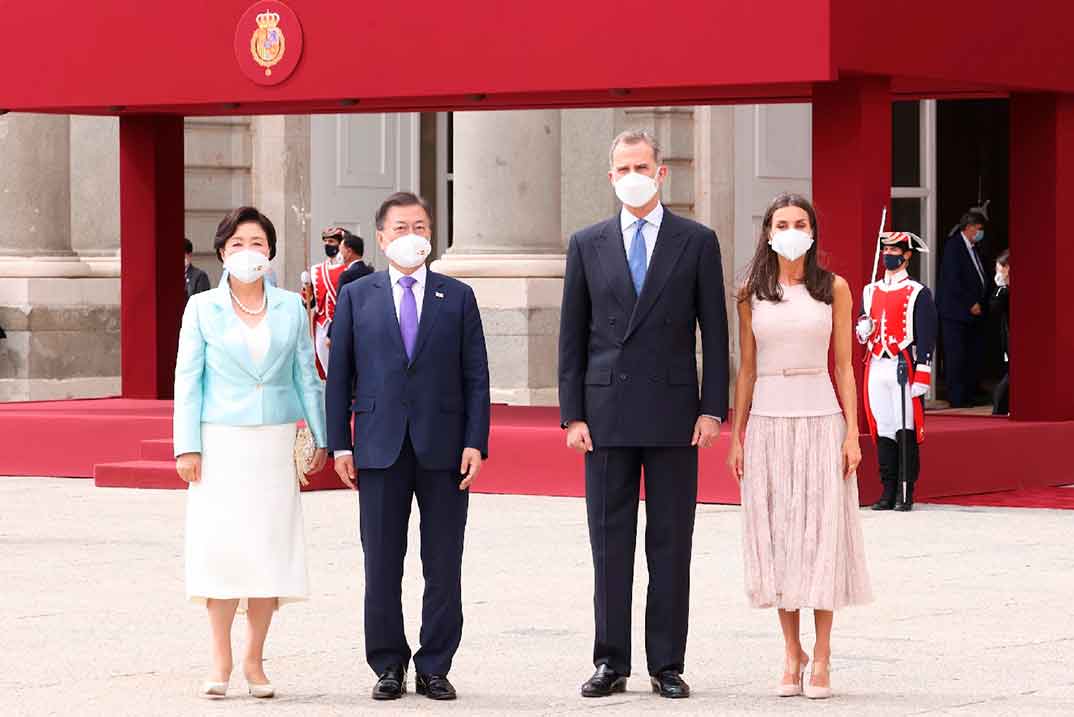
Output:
[
  {"xmin": 198, "ymin": 681, "xmax": 228, "ymax": 699},
  {"xmin": 248, "ymin": 682, "xmax": 275, "ymax": 699},
  {"xmin": 803, "ymin": 662, "xmax": 833, "ymax": 700}
]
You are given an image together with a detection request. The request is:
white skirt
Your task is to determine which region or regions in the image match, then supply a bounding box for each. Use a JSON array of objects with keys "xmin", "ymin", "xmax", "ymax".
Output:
[{"xmin": 185, "ymin": 423, "xmax": 309, "ymax": 611}]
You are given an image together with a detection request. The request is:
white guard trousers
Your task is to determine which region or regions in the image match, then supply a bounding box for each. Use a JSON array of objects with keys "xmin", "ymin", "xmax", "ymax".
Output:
[{"xmin": 868, "ymin": 357, "xmax": 916, "ymax": 440}]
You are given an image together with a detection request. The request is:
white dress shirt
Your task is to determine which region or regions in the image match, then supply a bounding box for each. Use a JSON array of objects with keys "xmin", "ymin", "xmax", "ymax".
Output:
[
  {"xmin": 389, "ymin": 264, "xmax": 427, "ymax": 322},
  {"xmin": 961, "ymin": 232, "xmax": 986, "ymax": 287},
  {"xmin": 336, "ymin": 264, "xmax": 428, "ymax": 459},
  {"xmin": 620, "ymin": 203, "xmax": 663, "ymax": 266}
]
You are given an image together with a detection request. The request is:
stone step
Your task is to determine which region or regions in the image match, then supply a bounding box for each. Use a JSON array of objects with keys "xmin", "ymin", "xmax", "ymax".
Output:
[
  {"xmin": 94, "ymin": 459, "xmax": 345, "ymax": 491},
  {"xmin": 94, "ymin": 460, "xmax": 186, "ymax": 489},
  {"xmin": 140, "ymin": 438, "xmax": 175, "ymax": 461}
]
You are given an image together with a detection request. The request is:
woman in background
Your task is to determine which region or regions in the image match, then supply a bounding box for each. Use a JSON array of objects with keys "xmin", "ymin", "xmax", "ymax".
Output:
[{"xmin": 991, "ymin": 250, "xmax": 1010, "ymax": 415}]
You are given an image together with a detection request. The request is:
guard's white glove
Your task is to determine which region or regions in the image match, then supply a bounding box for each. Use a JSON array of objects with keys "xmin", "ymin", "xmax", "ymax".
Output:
[
  {"xmin": 855, "ymin": 316, "xmax": 874, "ymax": 344},
  {"xmin": 910, "ymin": 382, "xmax": 929, "ymax": 398}
]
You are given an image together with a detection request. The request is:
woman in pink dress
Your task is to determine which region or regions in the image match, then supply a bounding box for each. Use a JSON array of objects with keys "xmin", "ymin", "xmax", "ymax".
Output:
[{"xmin": 727, "ymin": 193, "xmax": 872, "ymax": 699}]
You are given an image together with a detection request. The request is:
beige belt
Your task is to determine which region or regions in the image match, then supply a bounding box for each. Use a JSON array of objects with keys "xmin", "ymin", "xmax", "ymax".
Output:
[{"xmin": 757, "ymin": 367, "xmax": 827, "ymax": 377}]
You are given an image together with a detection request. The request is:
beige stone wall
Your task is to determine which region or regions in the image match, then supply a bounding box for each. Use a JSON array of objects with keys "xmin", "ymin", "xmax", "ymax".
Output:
[{"xmin": 0, "ymin": 108, "xmax": 738, "ymax": 405}]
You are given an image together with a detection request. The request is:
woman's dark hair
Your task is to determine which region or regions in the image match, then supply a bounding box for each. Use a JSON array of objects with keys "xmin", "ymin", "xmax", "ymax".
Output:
[
  {"xmin": 996, "ymin": 249, "xmax": 1009, "ymax": 267},
  {"xmin": 739, "ymin": 193, "xmax": 834, "ymax": 305},
  {"xmin": 213, "ymin": 206, "xmax": 277, "ymax": 261}
]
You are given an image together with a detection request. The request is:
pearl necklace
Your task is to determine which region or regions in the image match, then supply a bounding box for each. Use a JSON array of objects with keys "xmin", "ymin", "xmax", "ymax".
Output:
[{"xmin": 229, "ymin": 288, "xmax": 267, "ymax": 315}]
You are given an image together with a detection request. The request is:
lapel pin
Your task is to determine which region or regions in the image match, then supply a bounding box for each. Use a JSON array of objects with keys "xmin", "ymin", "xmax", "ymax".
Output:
[{"xmin": 435, "ymin": 291, "xmax": 445, "ymax": 298}]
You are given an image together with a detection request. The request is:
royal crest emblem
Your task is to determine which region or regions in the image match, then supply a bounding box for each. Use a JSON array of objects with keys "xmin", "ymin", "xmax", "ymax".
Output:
[{"xmin": 250, "ymin": 11, "xmax": 286, "ymax": 76}]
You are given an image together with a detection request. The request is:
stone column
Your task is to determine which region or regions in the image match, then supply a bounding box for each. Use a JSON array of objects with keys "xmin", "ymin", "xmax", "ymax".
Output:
[
  {"xmin": 432, "ymin": 110, "xmax": 566, "ymax": 405},
  {"xmin": 252, "ymin": 115, "xmax": 311, "ymax": 291},
  {"xmin": 70, "ymin": 116, "xmax": 121, "ymax": 277},
  {"xmin": 0, "ymin": 113, "xmax": 120, "ymax": 401},
  {"xmin": 693, "ymin": 106, "xmax": 737, "ymax": 384}
]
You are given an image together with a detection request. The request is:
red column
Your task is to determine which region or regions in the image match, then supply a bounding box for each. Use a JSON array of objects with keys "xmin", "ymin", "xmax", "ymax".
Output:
[
  {"xmin": 812, "ymin": 76, "xmax": 892, "ymax": 434},
  {"xmin": 119, "ymin": 116, "xmax": 186, "ymax": 399},
  {"xmin": 1009, "ymin": 94, "xmax": 1074, "ymax": 421}
]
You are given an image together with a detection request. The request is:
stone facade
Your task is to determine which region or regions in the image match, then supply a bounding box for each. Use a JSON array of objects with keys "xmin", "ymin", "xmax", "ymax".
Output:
[{"xmin": 0, "ymin": 108, "xmax": 741, "ymax": 405}]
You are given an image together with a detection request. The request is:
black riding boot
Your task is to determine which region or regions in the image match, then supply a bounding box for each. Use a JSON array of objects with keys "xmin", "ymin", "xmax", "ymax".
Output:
[
  {"xmin": 871, "ymin": 436, "xmax": 899, "ymax": 510},
  {"xmin": 893, "ymin": 429, "xmax": 919, "ymax": 511}
]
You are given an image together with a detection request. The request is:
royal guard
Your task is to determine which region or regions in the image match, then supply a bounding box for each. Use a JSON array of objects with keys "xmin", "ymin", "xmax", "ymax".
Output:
[
  {"xmin": 856, "ymin": 231, "xmax": 938, "ymax": 512},
  {"xmin": 304, "ymin": 226, "xmax": 350, "ymax": 379}
]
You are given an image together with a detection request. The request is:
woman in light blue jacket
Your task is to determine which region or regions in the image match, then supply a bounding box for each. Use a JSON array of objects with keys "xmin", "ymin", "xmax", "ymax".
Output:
[{"xmin": 174, "ymin": 206, "xmax": 327, "ymax": 699}]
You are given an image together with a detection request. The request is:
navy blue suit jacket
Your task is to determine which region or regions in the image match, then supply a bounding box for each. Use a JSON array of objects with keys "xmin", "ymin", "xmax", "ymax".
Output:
[
  {"xmin": 937, "ymin": 233, "xmax": 989, "ymax": 324},
  {"xmin": 558, "ymin": 209, "xmax": 730, "ymax": 447},
  {"xmin": 326, "ymin": 269, "xmax": 491, "ymax": 471}
]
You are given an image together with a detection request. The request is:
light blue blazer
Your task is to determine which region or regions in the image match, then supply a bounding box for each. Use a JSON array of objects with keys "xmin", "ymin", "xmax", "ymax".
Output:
[{"xmin": 173, "ymin": 284, "xmax": 327, "ymax": 456}]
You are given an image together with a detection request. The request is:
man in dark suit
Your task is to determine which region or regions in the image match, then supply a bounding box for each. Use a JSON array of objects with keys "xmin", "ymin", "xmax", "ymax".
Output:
[
  {"xmin": 559, "ymin": 130, "xmax": 730, "ymax": 700},
  {"xmin": 937, "ymin": 211, "xmax": 989, "ymax": 407},
  {"xmin": 327, "ymin": 192, "xmax": 490, "ymax": 702},
  {"xmin": 184, "ymin": 238, "xmax": 210, "ymax": 299},
  {"xmin": 336, "ymin": 231, "xmax": 375, "ymax": 293}
]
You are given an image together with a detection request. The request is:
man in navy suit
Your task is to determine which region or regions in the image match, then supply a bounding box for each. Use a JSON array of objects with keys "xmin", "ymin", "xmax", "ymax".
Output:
[
  {"xmin": 327, "ymin": 192, "xmax": 490, "ymax": 702},
  {"xmin": 559, "ymin": 130, "xmax": 730, "ymax": 700},
  {"xmin": 937, "ymin": 211, "xmax": 989, "ymax": 407}
]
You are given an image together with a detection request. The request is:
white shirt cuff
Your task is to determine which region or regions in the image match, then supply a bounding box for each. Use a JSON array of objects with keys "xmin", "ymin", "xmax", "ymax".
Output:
[
  {"xmin": 333, "ymin": 450, "xmax": 352, "ymax": 458},
  {"xmin": 702, "ymin": 415, "xmax": 722, "ymax": 423}
]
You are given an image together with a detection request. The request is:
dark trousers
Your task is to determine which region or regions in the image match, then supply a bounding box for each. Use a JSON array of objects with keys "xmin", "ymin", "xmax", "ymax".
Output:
[
  {"xmin": 358, "ymin": 432, "xmax": 469, "ymax": 676},
  {"xmin": 942, "ymin": 319, "xmax": 985, "ymax": 407},
  {"xmin": 993, "ymin": 363, "xmax": 1010, "ymax": 415},
  {"xmin": 584, "ymin": 445, "xmax": 698, "ymax": 676}
]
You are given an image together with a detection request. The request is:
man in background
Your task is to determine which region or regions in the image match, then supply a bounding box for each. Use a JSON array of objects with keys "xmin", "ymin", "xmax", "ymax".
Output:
[
  {"xmin": 937, "ymin": 210, "xmax": 990, "ymax": 407},
  {"xmin": 184, "ymin": 238, "xmax": 210, "ymax": 299},
  {"xmin": 304, "ymin": 226, "xmax": 350, "ymax": 379},
  {"xmin": 337, "ymin": 232, "xmax": 375, "ymax": 293}
]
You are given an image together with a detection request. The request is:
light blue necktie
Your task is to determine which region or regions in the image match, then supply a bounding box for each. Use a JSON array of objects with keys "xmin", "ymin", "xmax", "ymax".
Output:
[{"xmin": 628, "ymin": 218, "xmax": 647, "ymax": 295}]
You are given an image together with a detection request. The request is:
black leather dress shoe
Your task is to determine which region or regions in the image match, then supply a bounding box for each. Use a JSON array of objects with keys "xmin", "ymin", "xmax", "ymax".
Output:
[
  {"xmin": 650, "ymin": 671, "xmax": 690, "ymax": 698},
  {"xmin": 416, "ymin": 673, "xmax": 457, "ymax": 700},
  {"xmin": 372, "ymin": 665, "xmax": 406, "ymax": 700},
  {"xmin": 581, "ymin": 664, "xmax": 627, "ymax": 697}
]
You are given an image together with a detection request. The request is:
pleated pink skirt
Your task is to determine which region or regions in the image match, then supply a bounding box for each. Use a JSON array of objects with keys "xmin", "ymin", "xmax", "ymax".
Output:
[{"xmin": 741, "ymin": 413, "xmax": 872, "ymax": 611}]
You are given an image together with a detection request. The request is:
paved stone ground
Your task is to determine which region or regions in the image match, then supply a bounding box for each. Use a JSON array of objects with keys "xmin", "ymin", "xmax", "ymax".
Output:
[{"xmin": 2, "ymin": 476, "xmax": 1073, "ymax": 716}]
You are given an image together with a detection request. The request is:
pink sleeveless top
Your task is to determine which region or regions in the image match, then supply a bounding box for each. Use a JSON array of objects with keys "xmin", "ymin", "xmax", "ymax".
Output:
[{"xmin": 749, "ymin": 283, "xmax": 842, "ymax": 418}]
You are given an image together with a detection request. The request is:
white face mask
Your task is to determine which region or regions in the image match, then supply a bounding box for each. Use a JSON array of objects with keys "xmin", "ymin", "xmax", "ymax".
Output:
[
  {"xmin": 769, "ymin": 229, "xmax": 814, "ymax": 262},
  {"xmin": 994, "ymin": 270, "xmax": 1008, "ymax": 287},
  {"xmin": 223, "ymin": 249, "xmax": 270, "ymax": 284},
  {"xmin": 614, "ymin": 171, "xmax": 659, "ymax": 208},
  {"xmin": 385, "ymin": 233, "xmax": 432, "ymax": 269}
]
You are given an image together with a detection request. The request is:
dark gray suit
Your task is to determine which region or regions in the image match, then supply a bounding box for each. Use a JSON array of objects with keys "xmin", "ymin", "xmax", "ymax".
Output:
[{"xmin": 558, "ymin": 207, "xmax": 729, "ymax": 677}]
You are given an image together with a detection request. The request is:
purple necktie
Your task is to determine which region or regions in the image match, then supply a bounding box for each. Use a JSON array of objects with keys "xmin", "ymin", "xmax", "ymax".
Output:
[{"xmin": 398, "ymin": 275, "xmax": 418, "ymax": 360}]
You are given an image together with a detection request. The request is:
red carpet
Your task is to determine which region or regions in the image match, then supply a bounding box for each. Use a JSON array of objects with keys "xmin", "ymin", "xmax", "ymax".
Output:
[
  {"xmin": 2, "ymin": 399, "xmax": 1073, "ymax": 505},
  {"xmin": 924, "ymin": 486, "xmax": 1074, "ymax": 510}
]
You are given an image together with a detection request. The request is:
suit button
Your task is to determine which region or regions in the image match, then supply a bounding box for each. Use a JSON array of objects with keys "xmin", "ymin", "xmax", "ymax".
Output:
[
  {"xmin": 619, "ymin": 373, "xmax": 628, "ymax": 382},
  {"xmin": 402, "ymin": 400, "xmax": 410, "ymax": 408},
  {"xmin": 609, "ymin": 317, "xmax": 617, "ymax": 325}
]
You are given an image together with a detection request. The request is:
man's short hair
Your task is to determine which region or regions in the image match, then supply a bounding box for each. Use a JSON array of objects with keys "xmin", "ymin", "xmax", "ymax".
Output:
[
  {"xmin": 342, "ymin": 233, "xmax": 365, "ymax": 257},
  {"xmin": 960, "ymin": 210, "xmax": 987, "ymax": 229},
  {"xmin": 184, "ymin": 238, "xmax": 194, "ymax": 255},
  {"xmin": 608, "ymin": 129, "xmax": 662, "ymax": 167},
  {"xmin": 375, "ymin": 191, "xmax": 432, "ymax": 231},
  {"xmin": 997, "ymin": 249, "xmax": 1010, "ymax": 267}
]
